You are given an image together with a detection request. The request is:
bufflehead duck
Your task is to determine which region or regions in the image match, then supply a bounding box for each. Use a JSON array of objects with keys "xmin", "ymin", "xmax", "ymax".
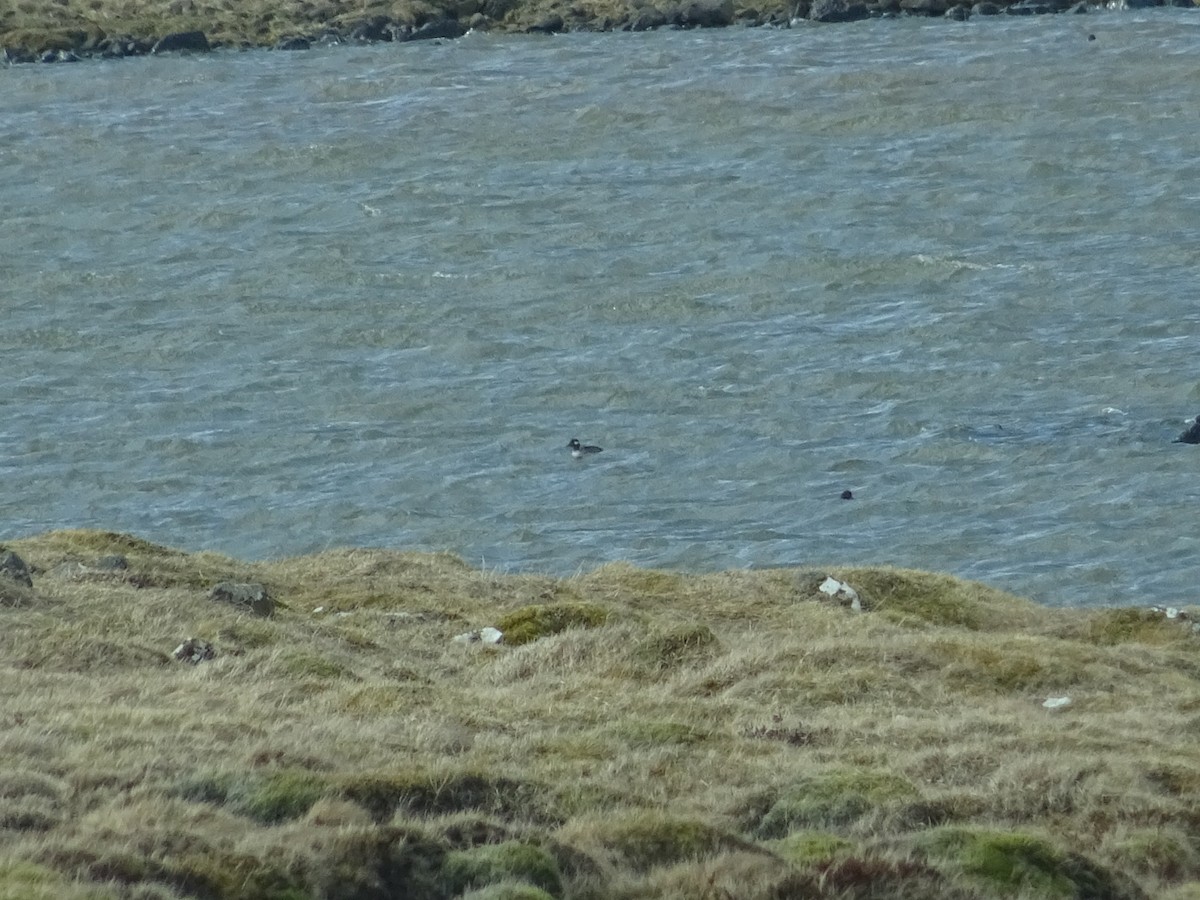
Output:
[
  {"xmin": 567, "ymin": 438, "xmax": 602, "ymax": 458},
  {"xmin": 1174, "ymin": 415, "xmax": 1200, "ymax": 444}
]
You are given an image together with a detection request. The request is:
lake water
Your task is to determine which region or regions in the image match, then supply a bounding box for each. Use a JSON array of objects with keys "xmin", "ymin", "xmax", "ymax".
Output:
[{"xmin": 4, "ymin": 12, "xmax": 1199, "ymax": 607}]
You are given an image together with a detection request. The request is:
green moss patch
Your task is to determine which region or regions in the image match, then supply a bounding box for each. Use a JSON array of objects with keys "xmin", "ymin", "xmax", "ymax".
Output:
[
  {"xmin": 917, "ymin": 827, "xmax": 1071, "ymax": 896},
  {"xmin": 843, "ymin": 569, "xmax": 984, "ymax": 629},
  {"xmin": 930, "ymin": 636, "xmax": 1093, "ymax": 694},
  {"xmin": 569, "ymin": 810, "xmax": 756, "ymax": 871},
  {"xmin": 458, "ymin": 884, "xmax": 556, "ymax": 900},
  {"xmin": 0, "ymin": 861, "xmax": 117, "ymax": 900},
  {"xmin": 915, "ymin": 827, "xmax": 1139, "ymax": 899},
  {"xmin": 441, "ymin": 842, "xmax": 563, "ymax": 897},
  {"xmin": 495, "ymin": 603, "xmax": 610, "ymax": 645},
  {"xmin": 160, "ymin": 851, "xmax": 310, "ymax": 900},
  {"xmin": 612, "ymin": 719, "xmax": 710, "ymax": 746},
  {"xmin": 1085, "ymin": 608, "xmax": 1188, "ymax": 646},
  {"xmin": 175, "ymin": 770, "xmax": 330, "ymax": 824},
  {"xmin": 768, "ymin": 830, "xmax": 855, "ymax": 867},
  {"xmin": 936, "ymin": 642, "xmax": 1049, "ymax": 692},
  {"xmin": 585, "ymin": 563, "xmax": 687, "ymax": 600},
  {"xmin": 338, "ymin": 771, "xmax": 558, "ymax": 825},
  {"xmin": 275, "ymin": 650, "xmax": 352, "ymax": 679},
  {"xmin": 752, "ymin": 769, "xmax": 920, "ymax": 837}
]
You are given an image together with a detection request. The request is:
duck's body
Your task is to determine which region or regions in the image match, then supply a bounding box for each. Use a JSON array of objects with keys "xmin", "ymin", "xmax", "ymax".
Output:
[
  {"xmin": 1174, "ymin": 415, "xmax": 1200, "ymax": 444},
  {"xmin": 568, "ymin": 438, "xmax": 602, "ymax": 458}
]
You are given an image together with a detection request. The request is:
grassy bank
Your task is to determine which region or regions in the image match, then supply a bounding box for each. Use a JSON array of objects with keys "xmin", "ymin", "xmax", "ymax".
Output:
[
  {"xmin": 6, "ymin": 0, "xmax": 1175, "ymax": 62},
  {"xmin": 0, "ymin": 0, "xmax": 759, "ymax": 60},
  {"xmin": 1, "ymin": 528, "xmax": 1198, "ymax": 898}
]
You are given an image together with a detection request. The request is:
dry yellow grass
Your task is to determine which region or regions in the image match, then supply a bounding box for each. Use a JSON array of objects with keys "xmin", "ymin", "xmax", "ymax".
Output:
[{"xmin": 1, "ymin": 528, "xmax": 1198, "ymax": 899}]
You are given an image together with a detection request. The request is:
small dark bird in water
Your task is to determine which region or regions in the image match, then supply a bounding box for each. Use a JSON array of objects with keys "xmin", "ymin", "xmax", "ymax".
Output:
[
  {"xmin": 567, "ymin": 438, "xmax": 603, "ymax": 458},
  {"xmin": 840, "ymin": 490, "xmax": 854, "ymax": 500},
  {"xmin": 1174, "ymin": 416, "xmax": 1200, "ymax": 444}
]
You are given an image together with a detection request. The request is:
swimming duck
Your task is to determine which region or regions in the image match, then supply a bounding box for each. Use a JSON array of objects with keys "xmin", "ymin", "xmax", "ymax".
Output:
[{"xmin": 567, "ymin": 438, "xmax": 603, "ymax": 458}]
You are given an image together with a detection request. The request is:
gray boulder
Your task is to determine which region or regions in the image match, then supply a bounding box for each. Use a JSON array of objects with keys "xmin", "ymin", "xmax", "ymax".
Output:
[
  {"xmin": 209, "ymin": 581, "xmax": 275, "ymax": 617},
  {"xmin": 406, "ymin": 18, "xmax": 469, "ymax": 40},
  {"xmin": 627, "ymin": 7, "xmax": 670, "ymax": 28},
  {"xmin": 349, "ymin": 17, "xmax": 393, "ymax": 41},
  {"xmin": 151, "ymin": 30, "xmax": 211, "ymax": 53},
  {"xmin": 0, "ymin": 550, "xmax": 33, "ymax": 588},
  {"xmin": 525, "ymin": 14, "xmax": 566, "ymax": 32},
  {"xmin": 808, "ymin": 0, "xmax": 870, "ymax": 21},
  {"xmin": 902, "ymin": 0, "xmax": 952, "ymax": 13},
  {"xmin": 173, "ymin": 637, "xmax": 216, "ymax": 664},
  {"xmin": 677, "ymin": 0, "xmax": 736, "ymax": 26},
  {"xmin": 1006, "ymin": 0, "xmax": 1055, "ymax": 12},
  {"xmin": 0, "ymin": 549, "xmax": 34, "ymax": 608}
]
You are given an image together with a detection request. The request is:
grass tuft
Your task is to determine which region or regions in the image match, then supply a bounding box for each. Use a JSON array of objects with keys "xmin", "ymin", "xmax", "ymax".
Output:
[
  {"xmin": 458, "ymin": 883, "xmax": 557, "ymax": 900},
  {"xmin": 0, "ymin": 861, "xmax": 118, "ymax": 900},
  {"xmin": 1084, "ymin": 607, "xmax": 1188, "ymax": 646},
  {"xmin": 635, "ymin": 622, "xmax": 719, "ymax": 671},
  {"xmin": 495, "ymin": 602, "xmax": 611, "ymax": 645},
  {"xmin": 441, "ymin": 841, "xmax": 563, "ymax": 897},
  {"xmin": 175, "ymin": 769, "xmax": 330, "ymax": 823},
  {"xmin": 563, "ymin": 809, "xmax": 757, "ymax": 872},
  {"xmin": 751, "ymin": 768, "xmax": 920, "ymax": 837},
  {"xmin": 768, "ymin": 830, "xmax": 855, "ymax": 867},
  {"xmin": 613, "ymin": 719, "xmax": 710, "ymax": 746},
  {"xmin": 914, "ymin": 826, "xmax": 1141, "ymax": 898}
]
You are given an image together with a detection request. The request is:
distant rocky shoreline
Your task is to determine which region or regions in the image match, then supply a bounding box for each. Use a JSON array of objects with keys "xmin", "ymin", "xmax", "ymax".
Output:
[{"xmin": 2, "ymin": 0, "xmax": 1194, "ymax": 64}]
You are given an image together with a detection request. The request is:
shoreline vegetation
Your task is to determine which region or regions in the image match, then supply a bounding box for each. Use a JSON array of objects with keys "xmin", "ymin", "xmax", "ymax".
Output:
[
  {"xmin": 1, "ymin": 0, "xmax": 1198, "ymax": 64},
  {"xmin": 3, "ymin": 529, "xmax": 1200, "ymax": 899}
]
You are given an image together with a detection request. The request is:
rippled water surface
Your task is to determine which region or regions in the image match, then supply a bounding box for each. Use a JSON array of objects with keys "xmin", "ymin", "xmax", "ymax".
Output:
[{"xmin": 4, "ymin": 13, "xmax": 1200, "ymax": 605}]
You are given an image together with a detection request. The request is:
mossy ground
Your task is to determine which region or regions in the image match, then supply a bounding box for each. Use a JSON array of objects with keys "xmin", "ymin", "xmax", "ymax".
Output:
[{"xmin": 1, "ymin": 528, "xmax": 1199, "ymax": 898}]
